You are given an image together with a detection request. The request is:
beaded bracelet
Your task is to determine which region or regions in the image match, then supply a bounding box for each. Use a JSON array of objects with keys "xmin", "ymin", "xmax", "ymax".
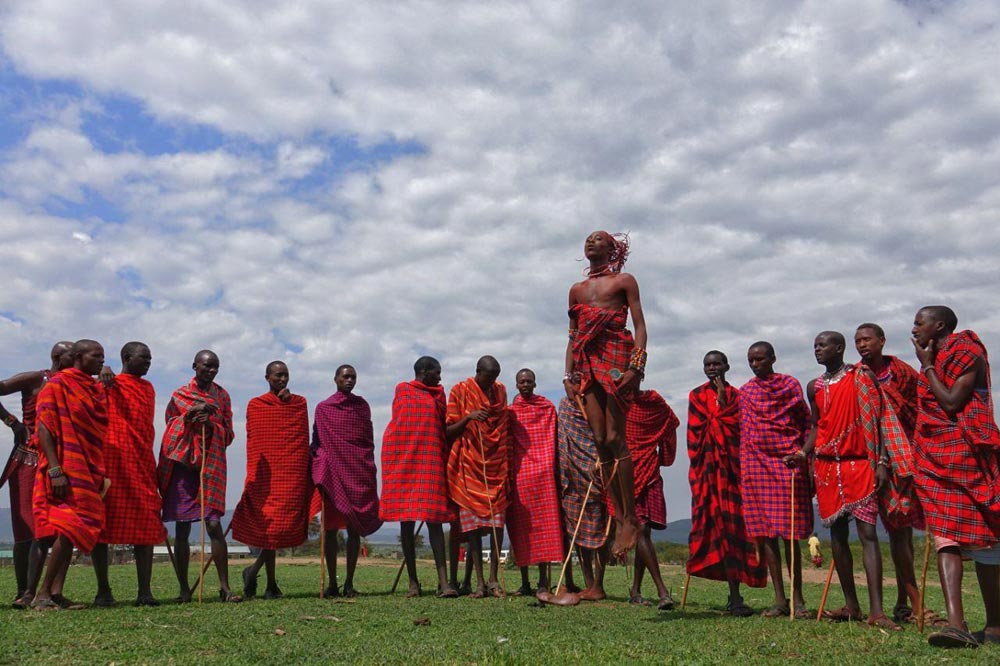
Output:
[
  {"xmin": 48, "ymin": 466, "xmax": 65, "ymax": 478},
  {"xmin": 2, "ymin": 414, "xmax": 17, "ymax": 427},
  {"xmin": 628, "ymin": 347, "xmax": 647, "ymax": 375}
]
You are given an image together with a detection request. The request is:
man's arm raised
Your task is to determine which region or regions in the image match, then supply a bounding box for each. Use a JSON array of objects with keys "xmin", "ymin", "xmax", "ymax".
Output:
[
  {"xmin": 0, "ymin": 371, "xmax": 44, "ymax": 398},
  {"xmin": 912, "ymin": 337, "xmax": 981, "ymax": 416}
]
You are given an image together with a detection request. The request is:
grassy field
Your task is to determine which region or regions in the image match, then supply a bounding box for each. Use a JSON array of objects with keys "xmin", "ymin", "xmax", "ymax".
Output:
[{"xmin": 0, "ymin": 552, "xmax": 996, "ymax": 665}]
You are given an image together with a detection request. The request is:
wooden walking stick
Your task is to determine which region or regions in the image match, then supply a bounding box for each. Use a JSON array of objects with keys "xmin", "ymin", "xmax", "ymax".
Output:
[
  {"xmin": 474, "ymin": 425, "xmax": 507, "ymax": 596},
  {"xmin": 681, "ymin": 572, "xmax": 691, "ymax": 610},
  {"xmin": 789, "ymin": 471, "xmax": 795, "ymax": 621},
  {"xmin": 198, "ymin": 424, "xmax": 207, "ymax": 604},
  {"xmin": 816, "ymin": 558, "xmax": 836, "ymax": 621},
  {"xmin": 390, "ymin": 521, "xmax": 425, "ymax": 594},
  {"xmin": 918, "ymin": 530, "xmax": 932, "ymax": 633},
  {"xmin": 320, "ymin": 500, "xmax": 327, "ymax": 598}
]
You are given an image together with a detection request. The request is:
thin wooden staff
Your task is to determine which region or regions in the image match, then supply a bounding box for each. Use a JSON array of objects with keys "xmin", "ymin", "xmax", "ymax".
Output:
[
  {"xmin": 198, "ymin": 423, "xmax": 206, "ymax": 604},
  {"xmin": 390, "ymin": 521, "xmax": 425, "ymax": 594},
  {"xmin": 189, "ymin": 522, "xmax": 233, "ymax": 597},
  {"xmin": 789, "ymin": 471, "xmax": 795, "ymax": 621},
  {"xmin": 681, "ymin": 572, "xmax": 691, "ymax": 610},
  {"xmin": 918, "ymin": 530, "xmax": 932, "ymax": 633},
  {"xmin": 816, "ymin": 558, "xmax": 836, "ymax": 621},
  {"xmin": 320, "ymin": 500, "xmax": 327, "ymax": 598},
  {"xmin": 473, "ymin": 424, "xmax": 507, "ymax": 595}
]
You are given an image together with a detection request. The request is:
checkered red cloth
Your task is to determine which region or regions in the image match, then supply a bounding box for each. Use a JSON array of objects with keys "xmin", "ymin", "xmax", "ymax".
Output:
[
  {"xmin": 446, "ymin": 378, "xmax": 510, "ymax": 529},
  {"xmin": 914, "ymin": 330, "xmax": 1000, "ymax": 548},
  {"xmin": 557, "ymin": 397, "xmax": 607, "ymax": 550},
  {"xmin": 867, "ymin": 357, "xmax": 925, "ymax": 530},
  {"xmin": 312, "ymin": 391, "xmax": 382, "ymax": 537},
  {"xmin": 686, "ymin": 382, "xmax": 766, "ymax": 586},
  {"xmin": 738, "ymin": 373, "xmax": 813, "ymax": 539},
  {"xmin": 100, "ymin": 374, "xmax": 166, "ymax": 546},
  {"xmin": 32, "ymin": 368, "xmax": 108, "ymax": 553},
  {"xmin": 570, "ymin": 303, "xmax": 636, "ymax": 409},
  {"xmin": 231, "ymin": 392, "xmax": 314, "ymax": 549},
  {"xmin": 506, "ymin": 394, "xmax": 563, "ymax": 566},
  {"xmin": 380, "ymin": 381, "xmax": 455, "ymax": 523},
  {"xmin": 157, "ymin": 379, "xmax": 234, "ymax": 517}
]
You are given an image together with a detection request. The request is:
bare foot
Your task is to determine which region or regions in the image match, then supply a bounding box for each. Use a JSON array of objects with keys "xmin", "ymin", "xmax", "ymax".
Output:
[
  {"xmin": 405, "ymin": 582, "xmax": 421, "ymax": 598},
  {"xmin": 611, "ymin": 516, "xmax": 641, "ymax": 558},
  {"xmin": 579, "ymin": 587, "xmax": 606, "ymax": 601}
]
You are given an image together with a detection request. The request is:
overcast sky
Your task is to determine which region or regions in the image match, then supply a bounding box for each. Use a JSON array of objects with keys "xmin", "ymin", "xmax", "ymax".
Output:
[{"xmin": 2, "ymin": 1, "xmax": 999, "ymax": 522}]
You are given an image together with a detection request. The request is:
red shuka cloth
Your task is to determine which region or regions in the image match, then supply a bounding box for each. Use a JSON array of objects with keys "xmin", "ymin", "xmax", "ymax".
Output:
[
  {"xmin": 380, "ymin": 381, "xmax": 454, "ymax": 523},
  {"xmin": 506, "ymin": 393, "xmax": 563, "ymax": 566},
  {"xmin": 100, "ymin": 374, "xmax": 166, "ymax": 545},
  {"xmin": 32, "ymin": 368, "xmax": 108, "ymax": 553},
  {"xmin": 686, "ymin": 382, "xmax": 766, "ymax": 586},
  {"xmin": 914, "ymin": 331, "xmax": 1000, "ymax": 548},
  {"xmin": 312, "ymin": 391, "xmax": 382, "ymax": 537},
  {"xmin": 1, "ymin": 370, "xmax": 48, "ymax": 542},
  {"xmin": 157, "ymin": 379, "xmax": 234, "ymax": 516},
  {"xmin": 570, "ymin": 303, "xmax": 636, "ymax": 409},
  {"xmin": 231, "ymin": 392, "xmax": 314, "ymax": 549},
  {"xmin": 447, "ymin": 378, "xmax": 510, "ymax": 531},
  {"xmin": 738, "ymin": 373, "xmax": 813, "ymax": 539}
]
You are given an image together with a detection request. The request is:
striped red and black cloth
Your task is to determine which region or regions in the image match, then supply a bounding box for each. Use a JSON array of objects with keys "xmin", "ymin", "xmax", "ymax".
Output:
[
  {"xmin": 1, "ymin": 370, "xmax": 48, "ymax": 543},
  {"xmin": 507, "ymin": 393, "xmax": 563, "ymax": 566},
  {"xmin": 738, "ymin": 373, "xmax": 813, "ymax": 539},
  {"xmin": 447, "ymin": 378, "xmax": 510, "ymax": 533},
  {"xmin": 686, "ymin": 382, "xmax": 766, "ymax": 586},
  {"xmin": 570, "ymin": 303, "xmax": 636, "ymax": 409},
  {"xmin": 100, "ymin": 373, "xmax": 166, "ymax": 546},
  {"xmin": 380, "ymin": 381, "xmax": 455, "ymax": 523},
  {"xmin": 231, "ymin": 392, "xmax": 314, "ymax": 549},
  {"xmin": 32, "ymin": 367, "xmax": 107, "ymax": 553},
  {"xmin": 557, "ymin": 396, "xmax": 607, "ymax": 550},
  {"xmin": 312, "ymin": 391, "xmax": 382, "ymax": 537},
  {"xmin": 914, "ymin": 330, "xmax": 1000, "ymax": 548},
  {"xmin": 157, "ymin": 379, "xmax": 234, "ymax": 520}
]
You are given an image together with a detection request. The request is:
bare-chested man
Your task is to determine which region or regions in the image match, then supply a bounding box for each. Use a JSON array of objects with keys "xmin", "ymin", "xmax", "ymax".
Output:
[
  {"xmin": 2, "ymin": 341, "xmax": 74, "ymax": 608},
  {"xmin": 564, "ymin": 230, "xmax": 647, "ymax": 558}
]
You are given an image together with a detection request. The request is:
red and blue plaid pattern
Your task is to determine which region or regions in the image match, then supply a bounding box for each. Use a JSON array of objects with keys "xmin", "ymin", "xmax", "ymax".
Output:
[{"xmin": 557, "ymin": 397, "xmax": 607, "ymax": 550}]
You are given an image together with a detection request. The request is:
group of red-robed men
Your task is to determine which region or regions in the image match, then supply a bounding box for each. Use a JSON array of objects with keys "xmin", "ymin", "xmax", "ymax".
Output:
[
  {"xmin": 687, "ymin": 306, "xmax": 1000, "ymax": 649},
  {"xmin": 1, "ymin": 342, "xmax": 384, "ymax": 609}
]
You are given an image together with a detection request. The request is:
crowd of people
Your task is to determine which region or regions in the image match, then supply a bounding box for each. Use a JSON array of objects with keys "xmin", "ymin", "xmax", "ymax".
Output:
[{"xmin": 1, "ymin": 232, "xmax": 998, "ymax": 651}]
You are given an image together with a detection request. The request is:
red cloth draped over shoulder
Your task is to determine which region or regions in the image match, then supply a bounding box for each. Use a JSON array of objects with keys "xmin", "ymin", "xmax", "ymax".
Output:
[
  {"xmin": 157, "ymin": 379, "xmax": 234, "ymax": 516},
  {"xmin": 380, "ymin": 381, "xmax": 454, "ymax": 523},
  {"xmin": 446, "ymin": 378, "xmax": 510, "ymax": 520},
  {"xmin": 231, "ymin": 392, "xmax": 314, "ymax": 549},
  {"xmin": 101, "ymin": 374, "xmax": 166, "ymax": 545},
  {"xmin": 32, "ymin": 368, "xmax": 108, "ymax": 553},
  {"xmin": 686, "ymin": 382, "xmax": 766, "ymax": 586},
  {"xmin": 570, "ymin": 303, "xmax": 635, "ymax": 409},
  {"xmin": 914, "ymin": 330, "xmax": 1000, "ymax": 547},
  {"xmin": 312, "ymin": 391, "xmax": 382, "ymax": 537},
  {"xmin": 507, "ymin": 393, "xmax": 563, "ymax": 566}
]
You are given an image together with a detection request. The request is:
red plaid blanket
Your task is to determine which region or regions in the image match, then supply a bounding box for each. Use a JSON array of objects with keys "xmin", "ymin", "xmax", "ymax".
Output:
[
  {"xmin": 100, "ymin": 374, "xmax": 166, "ymax": 546},
  {"xmin": 557, "ymin": 397, "xmax": 607, "ymax": 549},
  {"xmin": 380, "ymin": 381, "xmax": 454, "ymax": 523},
  {"xmin": 157, "ymin": 379, "xmax": 234, "ymax": 516},
  {"xmin": 231, "ymin": 392, "xmax": 314, "ymax": 549},
  {"xmin": 914, "ymin": 330, "xmax": 1000, "ymax": 547},
  {"xmin": 32, "ymin": 368, "xmax": 107, "ymax": 553},
  {"xmin": 507, "ymin": 393, "xmax": 562, "ymax": 566},
  {"xmin": 570, "ymin": 303, "xmax": 635, "ymax": 409},
  {"xmin": 686, "ymin": 382, "xmax": 766, "ymax": 586}
]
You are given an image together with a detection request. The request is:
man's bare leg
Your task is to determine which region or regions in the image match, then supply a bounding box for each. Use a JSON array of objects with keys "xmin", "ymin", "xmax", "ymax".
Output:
[
  {"xmin": 14, "ymin": 539, "xmax": 48, "ymax": 606},
  {"xmin": 487, "ymin": 527, "xmax": 505, "ymax": 595},
  {"xmin": 33, "ymin": 535, "xmax": 73, "ymax": 607},
  {"xmin": 343, "ymin": 528, "xmax": 361, "ymax": 597},
  {"xmin": 468, "ymin": 530, "xmax": 487, "ymax": 597},
  {"xmin": 174, "ymin": 522, "xmax": 192, "ymax": 602},
  {"xmin": 888, "ymin": 526, "xmax": 919, "ymax": 615},
  {"xmin": 448, "ymin": 526, "xmax": 461, "ymax": 591},
  {"xmin": 399, "ymin": 521, "xmax": 420, "ymax": 597},
  {"xmin": 759, "ymin": 537, "xmax": 788, "ymax": 613},
  {"xmin": 538, "ymin": 563, "xmax": 550, "ymax": 592},
  {"xmin": 579, "ymin": 545, "xmax": 608, "ymax": 601},
  {"xmin": 243, "ymin": 548, "xmax": 267, "ymax": 598},
  {"xmin": 518, "ymin": 566, "xmax": 532, "ymax": 595},
  {"xmin": 206, "ymin": 519, "xmax": 238, "ymax": 600},
  {"xmin": 261, "ymin": 550, "xmax": 282, "ymax": 598},
  {"xmin": 323, "ymin": 530, "xmax": 340, "ymax": 596},
  {"xmin": 13, "ymin": 540, "xmax": 30, "ymax": 598},
  {"xmin": 427, "ymin": 522, "xmax": 456, "ymax": 597},
  {"xmin": 975, "ymin": 562, "xmax": 1000, "ymax": 641},
  {"xmin": 830, "ymin": 518, "xmax": 861, "ymax": 617},
  {"xmin": 631, "ymin": 525, "xmax": 672, "ymax": 608},
  {"xmin": 134, "ymin": 545, "xmax": 157, "ymax": 605},
  {"xmin": 91, "ymin": 543, "xmax": 117, "ymax": 606},
  {"xmin": 856, "ymin": 520, "xmax": 886, "ymax": 619}
]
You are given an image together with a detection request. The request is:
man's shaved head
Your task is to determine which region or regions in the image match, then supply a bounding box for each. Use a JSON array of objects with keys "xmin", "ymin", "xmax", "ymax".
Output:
[
  {"xmin": 748, "ymin": 341, "xmax": 775, "ymax": 358},
  {"xmin": 265, "ymin": 360, "xmax": 287, "ymax": 375},
  {"xmin": 121, "ymin": 341, "xmax": 149, "ymax": 363},
  {"xmin": 476, "ymin": 355, "xmax": 500, "ymax": 375},
  {"xmin": 817, "ymin": 331, "xmax": 846, "ymax": 347},
  {"xmin": 50, "ymin": 341, "xmax": 73, "ymax": 359},
  {"xmin": 414, "ymin": 356, "xmax": 441, "ymax": 375},
  {"xmin": 72, "ymin": 339, "xmax": 102, "ymax": 356},
  {"xmin": 918, "ymin": 305, "xmax": 958, "ymax": 333},
  {"xmin": 194, "ymin": 349, "xmax": 219, "ymax": 364}
]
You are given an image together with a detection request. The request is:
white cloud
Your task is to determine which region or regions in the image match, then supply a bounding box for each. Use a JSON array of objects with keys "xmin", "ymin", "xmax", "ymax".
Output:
[{"xmin": 2, "ymin": 0, "xmax": 1000, "ymax": 521}]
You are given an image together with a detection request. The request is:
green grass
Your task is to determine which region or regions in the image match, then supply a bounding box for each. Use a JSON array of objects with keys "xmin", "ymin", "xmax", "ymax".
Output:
[{"xmin": 0, "ymin": 553, "xmax": 996, "ymax": 665}]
